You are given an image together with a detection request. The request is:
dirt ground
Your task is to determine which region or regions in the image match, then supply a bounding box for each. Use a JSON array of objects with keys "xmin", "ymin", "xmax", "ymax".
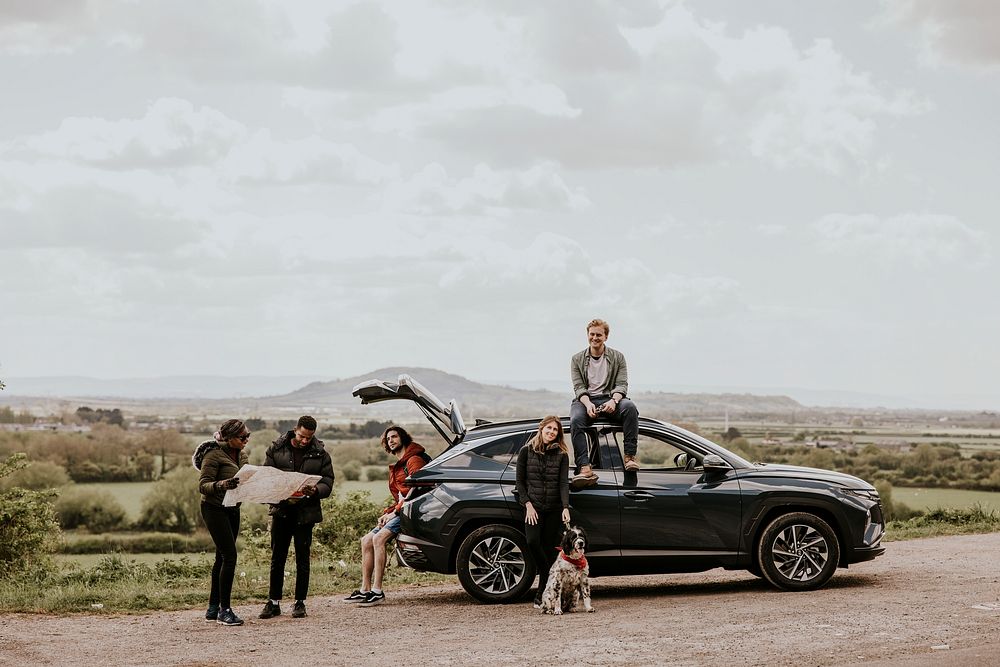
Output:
[{"xmin": 3, "ymin": 532, "xmax": 1000, "ymax": 667}]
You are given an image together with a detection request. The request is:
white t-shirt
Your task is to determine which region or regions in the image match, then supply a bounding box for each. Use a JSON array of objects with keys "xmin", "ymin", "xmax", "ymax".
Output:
[{"xmin": 587, "ymin": 354, "xmax": 609, "ymax": 396}]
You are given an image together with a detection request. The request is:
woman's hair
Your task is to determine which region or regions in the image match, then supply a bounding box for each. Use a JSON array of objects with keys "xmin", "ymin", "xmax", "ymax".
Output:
[
  {"xmin": 219, "ymin": 418, "xmax": 247, "ymax": 441},
  {"xmin": 381, "ymin": 425, "xmax": 413, "ymax": 453},
  {"xmin": 528, "ymin": 415, "xmax": 567, "ymax": 454}
]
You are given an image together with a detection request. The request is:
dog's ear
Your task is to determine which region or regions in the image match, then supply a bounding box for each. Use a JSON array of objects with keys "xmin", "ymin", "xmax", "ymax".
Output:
[{"xmin": 561, "ymin": 529, "xmax": 576, "ymax": 552}]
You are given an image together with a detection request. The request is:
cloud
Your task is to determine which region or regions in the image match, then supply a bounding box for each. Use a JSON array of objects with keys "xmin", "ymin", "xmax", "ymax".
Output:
[
  {"xmin": 384, "ymin": 162, "xmax": 590, "ymax": 215},
  {"xmin": 881, "ymin": 0, "xmax": 1000, "ymax": 69},
  {"xmin": 813, "ymin": 213, "xmax": 989, "ymax": 266}
]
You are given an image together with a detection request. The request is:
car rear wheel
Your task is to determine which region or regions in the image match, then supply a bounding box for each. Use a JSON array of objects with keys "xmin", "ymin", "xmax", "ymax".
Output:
[
  {"xmin": 757, "ymin": 512, "xmax": 840, "ymax": 591},
  {"xmin": 456, "ymin": 524, "xmax": 535, "ymax": 604}
]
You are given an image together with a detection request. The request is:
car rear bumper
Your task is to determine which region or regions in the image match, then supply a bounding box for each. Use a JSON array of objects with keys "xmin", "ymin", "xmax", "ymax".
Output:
[{"xmin": 394, "ymin": 533, "xmax": 452, "ymax": 573}]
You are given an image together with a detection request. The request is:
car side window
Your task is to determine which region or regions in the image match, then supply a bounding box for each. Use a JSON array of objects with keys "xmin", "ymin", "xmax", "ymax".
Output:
[
  {"xmin": 610, "ymin": 431, "xmax": 702, "ymax": 471},
  {"xmin": 440, "ymin": 433, "xmax": 528, "ymax": 471}
]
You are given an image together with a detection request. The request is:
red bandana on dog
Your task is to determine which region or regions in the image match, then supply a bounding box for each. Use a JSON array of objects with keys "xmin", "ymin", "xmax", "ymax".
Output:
[{"xmin": 557, "ymin": 547, "xmax": 587, "ymax": 570}]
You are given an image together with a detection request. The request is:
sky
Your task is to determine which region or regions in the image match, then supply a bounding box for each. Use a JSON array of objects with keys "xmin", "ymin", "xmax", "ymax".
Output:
[{"xmin": 1, "ymin": 1, "xmax": 998, "ymax": 408}]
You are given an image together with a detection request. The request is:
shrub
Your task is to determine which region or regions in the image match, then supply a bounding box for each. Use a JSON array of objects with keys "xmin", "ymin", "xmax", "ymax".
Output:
[
  {"xmin": 59, "ymin": 532, "xmax": 214, "ymax": 554},
  {"xmin": 339, "ymin": 460, "xmax": 362, "ymax": 481},
  {"xmin": 137, "ymin": 467, "xmax": 202, "ymax": 533},
  {"xmin": 364, "ymin": 465, "xmax": 389, "ymax": 481},
  {"xmin": 55, "ymin": 487, "xmax": 128, "ymax": 532},
  {"xmin": 313, "ymin": 491, "xmax": 382, "ymax": 559},
  {"xmin": 0, "ymin": 460, "xmax": 71, "ymax": 491},
  {"xmin": 0, "ymin": 454, "xmax": 61, "ymax": 579}
]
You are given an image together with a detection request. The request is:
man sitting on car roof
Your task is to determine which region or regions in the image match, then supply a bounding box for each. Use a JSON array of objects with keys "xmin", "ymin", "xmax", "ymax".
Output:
[{"xmin": 570, "ymin": 318, "xmax": 640, "ymax": 483}]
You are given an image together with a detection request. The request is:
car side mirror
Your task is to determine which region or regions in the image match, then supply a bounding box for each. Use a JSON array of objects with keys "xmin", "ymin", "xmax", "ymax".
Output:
[
  {"xmin": 703, "ymin": 454, "xmax": 732, "ymax": 472},
  {"xmin": 673, "ymin": 452, "xmax": 689, "ymax": 467}
]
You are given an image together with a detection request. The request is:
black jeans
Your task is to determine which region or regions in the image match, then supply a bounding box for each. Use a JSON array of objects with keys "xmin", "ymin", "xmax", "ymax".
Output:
[
  {"xmin": 525, "ymin": 509, "xmax": 564, "ymax": 598},
  {"xmin": 268, "ymin": 513, "xmax": 315, "ymax": 601},
  {"xmin": 201, "ymin": 503, "xmax": 240, "ymax": 609},
  {"xmin": 570, "ymin": 396, "xmax": 639, "ymax": 468}
]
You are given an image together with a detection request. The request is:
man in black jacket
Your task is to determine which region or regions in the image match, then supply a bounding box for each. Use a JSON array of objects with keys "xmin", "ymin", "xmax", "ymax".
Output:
[{"xmin": 258, "ymin": 415, "xmax": 334, "ymax": 620}]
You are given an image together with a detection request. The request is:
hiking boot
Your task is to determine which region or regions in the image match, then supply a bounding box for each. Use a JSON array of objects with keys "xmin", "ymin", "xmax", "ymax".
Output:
[
  {"xmin": 258, "ymin": 600, "xmax": 281, "ymax": 619},
  {"xmin": 216, "ymin": 608, "xmax": 244, "ymax": 626},
  {"xmin": 343, "ymin": 589, "xmax": 369, "ymax": 603},
  {"xmin": 624, "ymin": 455, "xmax": 640, "ymax": 472},
  {"xmin": 205, "ymin": 603, "xmax": 220, "ymax": 621},
  {"xmin": 571, "ymin": 465, "xmax": 599, "ymax": 484},
  {"xmin": 292, "ymin": 600, "xmax": 307, "ymax": 618},
  {"xmin": 359, "ymin": 590, "xmax": 385, "ymax": 607}
]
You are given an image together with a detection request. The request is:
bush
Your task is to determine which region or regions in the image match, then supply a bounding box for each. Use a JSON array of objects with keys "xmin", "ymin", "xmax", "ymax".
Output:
[
  {"xmin": 0, "ymin": 454, "xmax": 61, "ymax": 578},
  {"xmin": 55, "ymin": 487, "xmax": 129, "ymax": 532},
  {"xmin": 59, "ymin": 531, "xmax": 214, "ymax": 554},
  {"xmin": 137, "ymin": 467, "xmax": 202, "ymax": 533},
  {"xmin": 313, "ymin": 491, "xmax": 382, "ymax": 559},
  {"xmin": 339, "ymin": 460, "xmax": 362, "ymax": 481},
  {"xmin": 364, "ymin": 465, "xmax": 389, "ymax": 481},
  {"xmin": 0, "ymin": 460, "xmax": 71, "ymax": 491}
]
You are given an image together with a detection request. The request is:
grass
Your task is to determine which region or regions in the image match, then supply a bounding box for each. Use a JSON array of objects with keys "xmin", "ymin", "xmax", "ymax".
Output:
[
  {"xmin": 886, "ymin": 505, "xmax": 1000, "ymax": 541},
  {"xmin": 891, "ymin": 487, "xmax": 1000, "ymax": 512}
]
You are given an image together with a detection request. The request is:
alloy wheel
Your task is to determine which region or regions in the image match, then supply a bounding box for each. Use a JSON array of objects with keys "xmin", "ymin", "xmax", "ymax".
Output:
[
  {"xmin": 770, "ymin": 523, "xmax": 830, "ymax": 582},
  {"xmin": 466, "ymin": 535, "xmax": 527, "ymax": 594}
]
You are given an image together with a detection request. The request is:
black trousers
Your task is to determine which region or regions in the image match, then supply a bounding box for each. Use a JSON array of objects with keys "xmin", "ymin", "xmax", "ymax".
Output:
[
  {"xmin": 201, "ymin": 503, "xmax": 240, "ymax": 609},
  {"xmin": 268, "ymin": 513, "xmax": 315, "ymax": 601},
  {"xmin": 525, "ymin": 509, "xmax": 564, "ymax": 598}
]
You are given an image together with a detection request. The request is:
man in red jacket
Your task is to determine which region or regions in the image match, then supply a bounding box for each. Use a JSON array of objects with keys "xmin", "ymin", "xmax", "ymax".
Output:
[{"xmin": 344, "ymin": 425, "xmax": 428, "ymax": 607}]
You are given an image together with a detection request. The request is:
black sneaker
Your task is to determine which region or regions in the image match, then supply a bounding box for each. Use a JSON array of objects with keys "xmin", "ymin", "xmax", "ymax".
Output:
[
  {"xmin": 216, "ymin": 608, "xmax": 244, "ymax": 626},
  {"xmin": 205, "ymin": 603, "xmax": 220, "ymax": 621},
  {"xmin": 343, "ymin": 589, "xmax": 369, "ymax": 603},
  {"xmin": 359, "ymin": 590, "xmax": 385, "ymax": 607},
  {"xmin": 292, "ymin": 600, "xmax": 307, "ymax": 618},
  {"xmin": 258, "ymin": 600, "xmax": 281, "ymax": 619}
]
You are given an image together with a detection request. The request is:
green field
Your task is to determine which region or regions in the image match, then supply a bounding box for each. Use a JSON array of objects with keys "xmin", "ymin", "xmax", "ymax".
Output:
[{"xmin": 893, "ymin": 487, "xmax": 1000, "ymax": 512}]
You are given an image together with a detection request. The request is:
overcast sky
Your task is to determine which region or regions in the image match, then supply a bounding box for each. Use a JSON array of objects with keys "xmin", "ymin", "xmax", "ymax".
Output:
[{"xmin": 1, "ymin": 1, "xmax": 998, "ymax": 407}]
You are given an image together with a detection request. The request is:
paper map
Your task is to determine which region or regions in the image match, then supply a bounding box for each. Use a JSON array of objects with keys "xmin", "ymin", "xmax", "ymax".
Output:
[{"xmin": 222, "ymin": 464, "xmax": 322, "ymax": 506}]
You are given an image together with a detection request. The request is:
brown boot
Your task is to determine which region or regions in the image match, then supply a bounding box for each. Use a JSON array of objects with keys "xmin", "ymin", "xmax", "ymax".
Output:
[
  {"xmin": 571, "ymin": 465, "xmax": 599, "ymax": 486},
  {"xmin": 623, "ymin": 455, "xmax": 640, "ymax": 472}
]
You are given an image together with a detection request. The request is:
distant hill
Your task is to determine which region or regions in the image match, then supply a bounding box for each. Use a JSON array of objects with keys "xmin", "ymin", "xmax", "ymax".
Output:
[{"xmin": 262, "ymin": 366, "xmax": 806, "ymax": 422}]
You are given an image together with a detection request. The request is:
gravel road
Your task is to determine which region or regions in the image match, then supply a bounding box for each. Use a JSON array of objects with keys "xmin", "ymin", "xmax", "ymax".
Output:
[{"xmin": 3, "ymin": 532, "xmax": 999, "ymax": 666}]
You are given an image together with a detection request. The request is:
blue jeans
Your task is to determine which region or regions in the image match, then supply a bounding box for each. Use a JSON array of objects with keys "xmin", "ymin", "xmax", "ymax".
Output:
[
  {"xmin": 370, "ymin": 514, "xmax": 402, "ymax": 536},
  {"xmin": 570, "ymin": 396, "xmax": 639, "ymax": 468}
]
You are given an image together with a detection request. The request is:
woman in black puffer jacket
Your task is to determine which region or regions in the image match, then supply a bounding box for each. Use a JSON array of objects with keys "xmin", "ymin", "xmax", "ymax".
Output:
[
  {"xmin": 515, "ymin": 415, "xmax": 570, "ymax": 608},
  {"xmin": 193, "ymin": 418, "xmax": 250, "ymax": 627}
]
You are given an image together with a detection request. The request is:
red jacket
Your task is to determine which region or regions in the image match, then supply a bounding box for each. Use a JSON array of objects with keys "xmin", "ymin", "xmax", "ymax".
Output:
[{"xmin": 384, "ymin": 442, "xmax": 428, "ymax": 514}]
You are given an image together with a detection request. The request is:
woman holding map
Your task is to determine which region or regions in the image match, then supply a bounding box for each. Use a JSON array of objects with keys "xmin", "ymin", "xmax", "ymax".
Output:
[{"xmin": 193, "ymin": 418, "xmax": 250, "ymax": 627}]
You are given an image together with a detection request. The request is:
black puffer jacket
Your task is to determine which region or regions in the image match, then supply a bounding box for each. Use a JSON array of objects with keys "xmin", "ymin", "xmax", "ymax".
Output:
[
  {"xmin": 514, "ymin": 443, "xmax": 569, "ymax": 512},
  {"xmin": 264, "ymin": 431, "xmax": 335, "ymax": 525}
]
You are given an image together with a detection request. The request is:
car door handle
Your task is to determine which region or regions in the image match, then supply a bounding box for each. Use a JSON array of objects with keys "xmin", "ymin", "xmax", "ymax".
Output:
[{"xmin": 622, "ymin": 491, "xmax": 654, "ymax": 501}]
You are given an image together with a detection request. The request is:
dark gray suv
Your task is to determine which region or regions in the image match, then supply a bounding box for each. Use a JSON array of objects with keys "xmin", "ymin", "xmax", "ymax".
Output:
[{"xmin": 354, "ymin": 374, "xmax": 886, "ymax": 603}]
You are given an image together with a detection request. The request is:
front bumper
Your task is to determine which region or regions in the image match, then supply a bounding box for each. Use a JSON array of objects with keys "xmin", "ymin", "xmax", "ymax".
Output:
[{"xmin": 847, "ymin": 543, "xmax": 886, "ymax": 564}]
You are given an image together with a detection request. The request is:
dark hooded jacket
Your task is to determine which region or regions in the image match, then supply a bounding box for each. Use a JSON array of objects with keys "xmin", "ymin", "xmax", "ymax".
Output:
[
  {"xmin": 264, "ymin": 431, "xmax": 335, "ymax": 525},
  {"xmin": 193, "ymin": 440, "xmax": 249, "ymax": 508}
]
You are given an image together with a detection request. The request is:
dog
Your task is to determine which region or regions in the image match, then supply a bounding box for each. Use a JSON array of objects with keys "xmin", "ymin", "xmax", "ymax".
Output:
[{"xmin": 540, "ymin": 525, "xmax": 594, "ymax": 614}]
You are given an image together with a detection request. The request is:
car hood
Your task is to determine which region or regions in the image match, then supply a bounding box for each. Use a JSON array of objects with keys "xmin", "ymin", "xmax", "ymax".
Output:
[{"xmin": 741, "ymin": 463, "xmax": 874, "ymax": 490}]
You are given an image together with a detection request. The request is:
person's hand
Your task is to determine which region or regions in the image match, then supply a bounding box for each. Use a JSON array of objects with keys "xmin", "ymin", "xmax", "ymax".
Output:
[
  {"xmin": 377, "ymin": 512, "xmax": 392, "ymax": 528},
  {"xmin": 218, "ymin": 478, "xmax": 239, "ymax": 491},
  {"xmin": 562, "ymin": 508, "xmax": 571, "ymax": 524},
  {"xmin": 525, "ymin": 502, "xmax": 538, "ymax": 526},
  {"xmin": 600, "ymin": 400, "xmax": 617, "ymax": 414},
  {"xmin": 300, "ymin": 484, "xmax": 317, "ymax": 497},
  {"xmin": 585, "ymin": 401, "xmax": 598, "ymax": 418}
]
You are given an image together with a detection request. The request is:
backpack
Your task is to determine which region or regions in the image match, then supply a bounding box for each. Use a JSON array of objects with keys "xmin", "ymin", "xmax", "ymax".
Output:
[{"xmin": 404, "ymin": 451, "xmax": 433, "ymax": 476}]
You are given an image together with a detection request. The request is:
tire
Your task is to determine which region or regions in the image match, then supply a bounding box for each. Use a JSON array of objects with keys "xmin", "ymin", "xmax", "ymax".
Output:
[
  {"xmin": 456, "ymin": 524, "xmax": 536, "ymax": 604},
  {"xmin": 757, "ymin": 512, "xmax": 840, "ymax": 592}
]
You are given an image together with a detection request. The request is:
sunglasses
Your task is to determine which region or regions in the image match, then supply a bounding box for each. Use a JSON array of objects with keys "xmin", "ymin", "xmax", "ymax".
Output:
[{"xmin": 238, "ymin": 433, "xmax": 251, "ymax": 442}]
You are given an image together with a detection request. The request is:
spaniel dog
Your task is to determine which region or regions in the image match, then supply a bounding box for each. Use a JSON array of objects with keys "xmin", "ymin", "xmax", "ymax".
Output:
[{"xmin": 540, "ymin": 526, "xmax": 594, "ymax": 614}]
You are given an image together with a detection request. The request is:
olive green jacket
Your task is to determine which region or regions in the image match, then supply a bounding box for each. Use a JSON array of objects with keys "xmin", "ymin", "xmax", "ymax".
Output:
[
  {"xmin": 570, "ymin": 346, "xmax": 629, "ymax": 401},
  {"xmin": 197, "ymin": 445, "xmax": 249, "ymax": 507}
]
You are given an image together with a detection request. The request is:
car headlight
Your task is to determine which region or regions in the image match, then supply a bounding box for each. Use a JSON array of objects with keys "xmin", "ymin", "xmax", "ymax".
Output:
[{"xmin": 845, "ymin": 488, "xmax": 880, "ymax": 501}]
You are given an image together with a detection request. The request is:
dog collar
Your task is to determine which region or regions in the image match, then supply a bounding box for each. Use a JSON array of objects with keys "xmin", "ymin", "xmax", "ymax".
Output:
[{"xmin": 557, "ymin": 547, "xmax": 587, "ymax": 570}]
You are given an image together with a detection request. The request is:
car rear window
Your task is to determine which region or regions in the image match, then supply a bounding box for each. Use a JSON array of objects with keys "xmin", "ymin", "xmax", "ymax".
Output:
[{"xmin": 433, "ymin": 432, "xmax": 529, "ymax": 471}]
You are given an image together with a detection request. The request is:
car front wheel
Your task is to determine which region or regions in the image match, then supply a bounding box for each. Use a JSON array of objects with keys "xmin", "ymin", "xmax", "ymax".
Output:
[
  {"xmin": 456, "ymin": 524, "xmax": 535, "ymax": 604},
  {"xmin": 757, "ymin": 512, "xmax": 840, "ymax": 591}
]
